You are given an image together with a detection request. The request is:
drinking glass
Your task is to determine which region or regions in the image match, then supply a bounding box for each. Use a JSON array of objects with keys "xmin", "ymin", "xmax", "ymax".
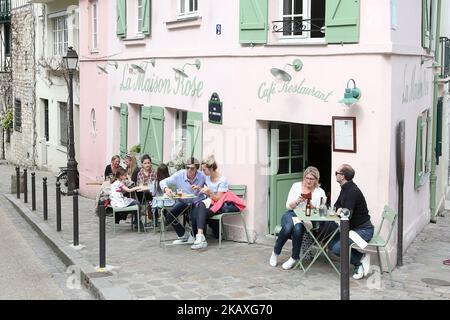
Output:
[{"xmin": 177, "ymin": 188, "xmax": 183, "ymax": 197}]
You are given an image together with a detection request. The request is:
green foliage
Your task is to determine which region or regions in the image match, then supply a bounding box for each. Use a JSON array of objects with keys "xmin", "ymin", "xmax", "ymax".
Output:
[
  {"xmin": 1, "ymin": 109, "xmax": 13, "ymax": 129},
  {"xmin": 130, "ymin": 144, "xmax": 141, "ymax": 153}
]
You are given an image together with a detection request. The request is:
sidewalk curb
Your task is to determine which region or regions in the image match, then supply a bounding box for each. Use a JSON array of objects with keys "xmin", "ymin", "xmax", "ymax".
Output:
[{"xmin": 4, "ymin": 194, "xmax": 132, "ymax": 300}]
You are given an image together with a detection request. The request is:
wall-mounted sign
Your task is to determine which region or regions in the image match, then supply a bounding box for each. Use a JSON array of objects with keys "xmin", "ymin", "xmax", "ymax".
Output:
[
  {"xmin": 216, "ymin": 24, "xmax": 222, "ymax": 35},
  {"xmin": 208, "ymin": 93, "xmax": 222, "ymax": 125},
  {"xmin": 258, "ymin": 79, "xmax": 334, "ymax": 103},
  {"xmin": 332, "ymin": 116, "xmax": 357, "ymax": 153}
]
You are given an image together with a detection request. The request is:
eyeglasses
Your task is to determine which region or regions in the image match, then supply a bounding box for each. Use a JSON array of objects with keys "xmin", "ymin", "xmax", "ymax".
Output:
[
  {"xmin": 186, "ymin": 166, "xmax": 196, "ymax": 171},
  {"xmin": 335, "ymin": 171, "xmax": 343, "ymax": 176}
]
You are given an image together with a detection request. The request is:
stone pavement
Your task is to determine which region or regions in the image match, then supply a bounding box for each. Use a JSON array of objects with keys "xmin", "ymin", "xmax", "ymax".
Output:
[{"xmin": 1, "ymin": 162, "xmax": 449, "ymax": 300}]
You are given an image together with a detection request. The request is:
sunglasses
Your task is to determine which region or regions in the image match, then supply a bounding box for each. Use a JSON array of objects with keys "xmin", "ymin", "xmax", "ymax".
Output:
[
  {"xmin": 335, "ymin": 171, "xmax": 343, "ymax": 176},
  {"xmin": 186, "ymin": 166, "xmax": 197, "ymax": 171}
]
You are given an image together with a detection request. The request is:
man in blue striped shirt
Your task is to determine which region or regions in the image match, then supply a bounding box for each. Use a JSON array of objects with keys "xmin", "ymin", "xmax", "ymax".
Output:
[{"xmin": 160, "ymin": 157, "xmax": 206, "ymax": 244}]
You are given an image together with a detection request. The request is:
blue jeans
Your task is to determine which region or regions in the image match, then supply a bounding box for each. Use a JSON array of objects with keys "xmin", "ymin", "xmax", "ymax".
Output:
[
  {"xmin": 274, "ymin": 210, "xmax": 305, "ymax": 260},
  {"xmin": 321, "ymin": 221, "xmax": 374, "ymax": 266}
]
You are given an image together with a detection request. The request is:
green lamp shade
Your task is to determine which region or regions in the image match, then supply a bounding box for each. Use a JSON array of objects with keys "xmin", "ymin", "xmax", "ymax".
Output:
[{"xmin": 339, "ymin": 87, "xmax": 361, "ymax": 106}]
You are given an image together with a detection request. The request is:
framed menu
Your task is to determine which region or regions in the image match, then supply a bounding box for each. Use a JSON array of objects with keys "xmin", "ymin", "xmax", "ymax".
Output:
[{"xmin": 332, "ymin": 116, "xmax": 357, "ymax": 153}]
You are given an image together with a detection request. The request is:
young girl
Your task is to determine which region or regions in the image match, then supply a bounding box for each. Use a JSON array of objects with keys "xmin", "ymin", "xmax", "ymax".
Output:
[
  {"xmin": 110, "ymin": 167, "xmax": 141, "ymax": 226},
  {"xmin": 150, "ymin": 163, "xmax": 174, "ymax": 221}
]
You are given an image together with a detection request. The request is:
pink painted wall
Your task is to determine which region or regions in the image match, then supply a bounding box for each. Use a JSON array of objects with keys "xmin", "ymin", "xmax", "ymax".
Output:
[{"xmin": 77, "ymin": 0, "xmax": 435, "ymax": 249}]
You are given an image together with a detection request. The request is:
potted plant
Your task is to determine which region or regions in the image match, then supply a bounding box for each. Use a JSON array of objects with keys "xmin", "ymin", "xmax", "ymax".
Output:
[
  {"xmin": 1, "ymin": 109, "xmax": 13, "ymax": 142},
  {"xmin": 167, "ymin": 149, "xmax": 186, "ymax": 175},
  {"xmin": 129, "ymin": 144, "xmax": 141, "ymax": 160}
]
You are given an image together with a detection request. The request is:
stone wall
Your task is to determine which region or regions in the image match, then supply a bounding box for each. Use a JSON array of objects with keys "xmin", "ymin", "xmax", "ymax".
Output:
[{"xmin": 9, "ymin": 4, "xmax": 36, "ymax": 167}]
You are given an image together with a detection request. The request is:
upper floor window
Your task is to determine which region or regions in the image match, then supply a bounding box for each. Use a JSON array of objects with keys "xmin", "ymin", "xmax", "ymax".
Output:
[
  {"xmin": 137, "ymin": 0, "xmax": 144, "ymax": 33},
  {"xmin": 279, "ymin": 0, "xmax": 324, "ymax": 40},
  {"xmin": 178, "ymin": 0, "xmax": 198, "ymax": 18},
  {"xmin": 92, "ymin": 1, "xmax": 98, "ymax": 50},
  {"xmin": 52, "ymin": 16, "xmax": 68, "ymax": 56}
]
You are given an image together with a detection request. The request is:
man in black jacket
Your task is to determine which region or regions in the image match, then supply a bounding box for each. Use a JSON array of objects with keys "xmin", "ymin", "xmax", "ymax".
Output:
[{"xmin": 320, "ymin": 164, "xmax": 374, "ymax": 280}]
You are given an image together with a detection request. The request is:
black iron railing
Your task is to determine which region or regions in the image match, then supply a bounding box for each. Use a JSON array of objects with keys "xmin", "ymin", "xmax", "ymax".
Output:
[
  {"xmin": 0, "ymin": 0, "xmax": 10, "ymax": 23},
  {"xmin": 439, "ymin": 37, "xmax": 450, "ymax": 79},
  {"xmin": 272, "ymin": 18, "xmax": 325, "ymax": 38}
]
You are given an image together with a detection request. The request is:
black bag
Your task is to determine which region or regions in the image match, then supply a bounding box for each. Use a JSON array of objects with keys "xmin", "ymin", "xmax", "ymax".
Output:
[{"xmin": 218, "ymin": 201, "xmax": 240, "ymax": 213}]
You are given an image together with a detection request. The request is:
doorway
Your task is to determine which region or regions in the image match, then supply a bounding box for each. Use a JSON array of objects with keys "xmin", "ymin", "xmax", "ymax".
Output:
[{"xmin": 268, "ymin": 122, "xmax": 331, "ymax": 233}]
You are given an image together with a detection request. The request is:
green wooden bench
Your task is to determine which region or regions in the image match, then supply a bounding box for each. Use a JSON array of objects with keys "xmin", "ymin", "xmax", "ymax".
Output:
[{"xmin": 207, "ymin": 185, "xmax": 251, "ymax": 248}]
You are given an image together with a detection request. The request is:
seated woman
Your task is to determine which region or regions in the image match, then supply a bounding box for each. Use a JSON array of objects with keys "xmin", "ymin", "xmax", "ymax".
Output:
[
  {"xmin": 190, "ymin": 155, "xmax": 229, "ymax": 250},
  {"xmin": 125, "ymin": 153, "xmax": 140, "ymax": 185},
  {"xmin": 135, "ymin": 154, "xmax": 156, "ymax": 204},
  {"xmin": 150, "ymin": 163, "xmax": 173, "ymax": 221},
  {"xmin": 110, "ymin": 167, "xmax": 142, "ymax": 227},
  {"xmin": 270, "ymin": 166, "xmax": 326, "ymax": 270},
  {"xmin": 104, "ymin": 155, "xmax": 120, "ymax": 182}
]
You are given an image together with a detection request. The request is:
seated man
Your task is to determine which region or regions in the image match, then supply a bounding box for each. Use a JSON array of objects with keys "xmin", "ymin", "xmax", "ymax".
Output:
[
  {"xmin": 159, "ymin": 157, "xmax": 206, "ymax": 245},
  {"xmin": 318, "ymin": 164, "xmax": 374, "ymax": 280}
]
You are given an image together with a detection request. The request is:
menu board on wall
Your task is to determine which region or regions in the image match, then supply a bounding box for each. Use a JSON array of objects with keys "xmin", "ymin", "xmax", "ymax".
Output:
[{"xmin": 332, "ymin": 116, "xmax": 357, "ymax": 153}]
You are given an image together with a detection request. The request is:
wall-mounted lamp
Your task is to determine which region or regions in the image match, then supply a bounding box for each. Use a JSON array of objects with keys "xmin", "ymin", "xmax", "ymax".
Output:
[
  {"xmin": 145, "ymin": 58, "xmax": 156, "ymax": 67},
  {"xmin": 130, "ymin": 64, "xmax": 146, "ymax": 74},
  {"xmin": 97, "ymin": 61, "xmax": 118, "ymax": 74},
  {"xmin": 270, "ymin": 58, "xmax": 302, "ymax": 82},
  {"xmin": 173, "ymin": 59, "xmax": 201, "ymax": 78},
  {"xmin": 339, "ymin": 79, "xmax": 361, "ymax": 107}
]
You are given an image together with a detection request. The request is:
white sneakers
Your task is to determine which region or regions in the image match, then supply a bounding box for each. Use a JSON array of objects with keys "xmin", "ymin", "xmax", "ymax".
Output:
[
  {"xmin": 172, "ymin": 231, "xmax": 195, "ymax": 245},
  {"xmin": 282, "ymin": 257, "xmax": 299, "ymax": 270},
  {"xmin": 269, "ymin": 251, "xmax": 278, "ymax": 267},
  {"xmin": 269, "ymin": 252, "xmax": 299, "ymax": 270},
  {"xmin": 191, "ymin": 234, "xmax": 208, "ymax": 250},
  {"xmin": 353, "ymin": 253, "xmax": 370, "ymax": 280}
]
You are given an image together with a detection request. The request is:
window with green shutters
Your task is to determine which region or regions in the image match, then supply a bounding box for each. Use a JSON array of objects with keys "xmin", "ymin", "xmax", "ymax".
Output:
[
  {"xmin": 120, "ymin": 103, "xmax": 128, "ymax": 157},
  {"xmin": 414, "ymin": 110, "xmax": 431, "ymax": 189},
  {"xmin": 240, "ymin": 0, "xmax": 360, "ymax": 45},
  {"xmin": 117, "ymin": 0, "xmax": 151, "ymax": 39},
  {"xmin": 140, "ymin": 106, "xmax": 164, "ymax": 165}
]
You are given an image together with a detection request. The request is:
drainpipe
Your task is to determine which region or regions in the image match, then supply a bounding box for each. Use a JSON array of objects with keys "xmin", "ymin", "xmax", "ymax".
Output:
[{"xmin": 430, "ymin": 0, "xmax": 442, "ymax": 223}]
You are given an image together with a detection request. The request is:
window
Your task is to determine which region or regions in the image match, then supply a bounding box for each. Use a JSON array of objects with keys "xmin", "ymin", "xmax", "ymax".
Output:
[
  {"xmin": 280, "ymin": 0, "xmax": 324, "ymax": 39},
  {"xmin": 178, "ymin": 0, "xmax": 198, "ymax": 18},
  {"xmin": 415, "ymin": 110, "xmax": 431, "ymax": 189},
  {"xmin": 137, "ymin": 0, "xmax": 143, "ymax": 33},
  {"xmin": 59, "ymin": 102, "xmax": 68, "ymax": 147},
  {"xmin": 14, "ymin": 99, "xmax": 21, "ymax": 132},
  {"xmin": 175, "ymin": 110, "xmax": 188, "ymax": 158},
  {"xmin": 92, "ymin": 1, "xmax": 98, "ymax": 50},
  {"xmin": 43, "ymin": 99, "xmax": 49, "ymax": 141},
  {"xmin": 52, "ymin": 16, "xmax": 68, "ymax": 56}
]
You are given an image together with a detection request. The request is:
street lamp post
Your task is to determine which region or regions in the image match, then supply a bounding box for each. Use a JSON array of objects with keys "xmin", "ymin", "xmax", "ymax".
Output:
[{"xmin": 63, "ymin": 47, "xmax": 79, "ymax": 195}]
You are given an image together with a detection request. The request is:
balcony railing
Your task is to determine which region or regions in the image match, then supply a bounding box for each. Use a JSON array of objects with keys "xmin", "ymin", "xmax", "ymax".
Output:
[
  {"xmin": 439, "ymin": 37, "xmax": 450, "ymax": 79},
  {"xmin": 0, "ymin": 0, "xmax": 10, "ymax": 23},
  {"xmin": 272, "ymin": 18, "xmax": 325, "ymax": 38}
]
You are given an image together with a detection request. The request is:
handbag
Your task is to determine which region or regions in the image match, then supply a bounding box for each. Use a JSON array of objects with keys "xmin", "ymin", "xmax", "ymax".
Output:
[{"xmin": 219, "ymin": 201, "xmax": 240, "ymax": 213}]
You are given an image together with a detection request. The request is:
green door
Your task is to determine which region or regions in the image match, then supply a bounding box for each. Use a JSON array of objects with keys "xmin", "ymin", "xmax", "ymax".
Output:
[
  {"xmin": 140, "ymin": 106, "xmax": 165, "ymax": 166},
  {"xmin": 269, "ymin": 122, "xmax": 308, "ymax": 233}
]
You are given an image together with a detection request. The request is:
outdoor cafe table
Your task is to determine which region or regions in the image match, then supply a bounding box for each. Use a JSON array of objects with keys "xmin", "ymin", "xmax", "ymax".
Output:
[
  {"xmin": 153, "ymin": 194, "xmax": 197, "ymax": 247},
  {"xmin": 293, "ymin": 207, "xmax": 341, "ymax": 276}
]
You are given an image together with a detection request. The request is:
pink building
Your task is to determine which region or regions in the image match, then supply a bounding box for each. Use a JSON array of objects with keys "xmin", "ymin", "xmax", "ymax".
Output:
[{"xmin": 78, "ymin": 0, "xmax": 450, "ymax": 264}]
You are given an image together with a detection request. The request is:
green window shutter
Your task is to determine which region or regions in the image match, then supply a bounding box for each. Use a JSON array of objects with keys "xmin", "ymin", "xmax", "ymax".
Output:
[
  {"xmin": 239, "ymin": 0, "xmax": 268, "ymax": 44},
  {"xmin": 186, "ymin": 112, "xmax": 203, "ymax": 161},
  {"xmin": 325, "ymin": 0, "xmax": 360, "ymax": 44},
  {"xmin": 142, "ymin": 0, "xmax": 151, "ymax": 36},
  {"xmin": 414, "ymin": 115, "xmax": 423, "ymax": 189},
  {"xmin": 120, "ymin": 103, "xmax": 128, "ymax": 157},
  {"xmin": 436, "ymin": 99, "xmax": 443, "ymax": 165},
  {"xmin": 117, "ymin": 0, "xmax": 127, "ymax": 39},
  {"xmin": 140, "ymin": 106, "xmax": 164, "ymax": 165}
]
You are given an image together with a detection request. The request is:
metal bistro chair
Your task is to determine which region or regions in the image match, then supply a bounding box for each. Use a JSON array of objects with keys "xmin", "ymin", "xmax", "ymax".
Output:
[
  {"xmin": 107, "ymin": 204, "xmax": 141, "ymax": 233},
  {"xmin": 349, "ymin": 205, "xmax": 398, "ymax": 286},
  {"xmin": 159, "ymin": 201, "xmax": 192, "ymax": 248},
  {"xmin": 208, "ymin": 185, "xmax": 251, "ymax": 248}
]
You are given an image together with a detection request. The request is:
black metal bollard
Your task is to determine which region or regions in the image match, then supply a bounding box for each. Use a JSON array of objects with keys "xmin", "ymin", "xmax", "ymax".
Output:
[
  {"xmin": 56, "ymin": 181, "xmax": 62, "ymax": 232},
  {"xmin": 99, "ymin": 204, "xmax": 106, "ymax": 269},
  {"xmin": 16, "ymin": 166, "xmax": 20, "ymax": 199},
  {"xmin": 340, "ymin": 211, "xmax": 350, "ymax": 300},
  {"xmin": 31, "ymin": 172, "xmax": 36, "ymax": 211},
  {"xmin": 23, "ymin": 168, "xmax": 28, "ymax": 203},
  {"xmin": 73, "ymin": 189, "xmax": 79, "ymax": 246},
  {"xmin": 43, "ymin": 177, "xmax": 48, "ymax": 220}
]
